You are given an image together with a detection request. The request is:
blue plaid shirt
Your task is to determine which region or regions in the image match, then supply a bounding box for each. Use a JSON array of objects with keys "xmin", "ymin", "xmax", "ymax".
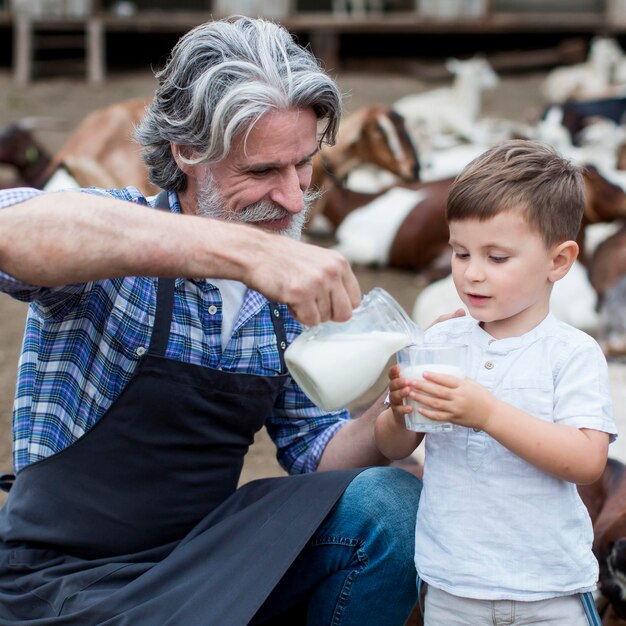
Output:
[{"xmin": 0, "ymin": 187, "xmax": 349, "ymax": 474}]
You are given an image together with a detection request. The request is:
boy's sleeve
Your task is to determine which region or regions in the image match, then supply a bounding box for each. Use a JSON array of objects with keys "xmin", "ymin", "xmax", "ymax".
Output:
[{"xmin": 553, "ymin": 339, "xmax": 618, "ymax": 441}]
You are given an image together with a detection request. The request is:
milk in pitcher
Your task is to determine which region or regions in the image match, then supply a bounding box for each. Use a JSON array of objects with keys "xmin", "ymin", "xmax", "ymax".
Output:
[
  {"xmin": 286, "ymin": 330, "xmax": 410, "ymax": 412},
  {"xmin": 285, "ymin": 287, "xmax": 420, "ymax": 412}
]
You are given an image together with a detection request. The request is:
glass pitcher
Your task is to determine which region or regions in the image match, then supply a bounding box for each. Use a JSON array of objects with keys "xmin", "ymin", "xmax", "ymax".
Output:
[{"xmin": 285, "ymin": 287, "xmax": 421, "ymax": 412}]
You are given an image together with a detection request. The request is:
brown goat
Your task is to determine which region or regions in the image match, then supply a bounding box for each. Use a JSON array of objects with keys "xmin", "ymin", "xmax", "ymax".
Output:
[
  {"xmin": 578, "ymin": 458, "xmax": 626, "ymax": 623},
  {"xmin": 321, "ymin": 165, "xmax": 626, "ymax": 278},
  {"xmin": 2, "ymin": 100, "xmax": 419, "ymax": 205},
  {"xmin": 44, "ymin": 97, "xmax": 157, "ymax": 194},
  {"xmin": 0, "ymin": 100, "xmax": 154, "ymax": 193},
  {"xmin": 310, "ymin": 105, "xmax": 420, "ymax": 219},
  {"xmin": 590, "ymin": 223, "xmax": 626, "ymax": 298},
  {"xmin": 589, "ymin": 224, "xmax": 626, "ymax": 357},
  {"xmin": 0, "ymin": 120, "xmax": 52, "ymax": 188}
]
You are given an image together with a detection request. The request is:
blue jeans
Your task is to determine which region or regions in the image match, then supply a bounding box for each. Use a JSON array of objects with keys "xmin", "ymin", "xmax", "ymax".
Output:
[{"xmin": 251, "ymin": 466, "xmax": 422, "ymax": 625}]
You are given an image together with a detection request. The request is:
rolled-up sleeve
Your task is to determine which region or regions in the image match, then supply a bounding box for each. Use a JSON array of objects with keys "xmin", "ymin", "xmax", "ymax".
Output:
[
  {"xmin": 267, "ymin": 379, "xmax": 351, "ymax": 475},
  {"xmin": 0, "ymin": 188, "xmax": 44, "ymax": 295},
  {"xmin": 0, "ymin": 187, "xmax": 42, "ymax": 209}
]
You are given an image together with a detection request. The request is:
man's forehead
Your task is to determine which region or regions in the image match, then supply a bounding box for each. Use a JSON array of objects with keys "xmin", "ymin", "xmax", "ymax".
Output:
[{"xmin": 229, "ymin": 109, "xmax": 319, "ymax": 163}]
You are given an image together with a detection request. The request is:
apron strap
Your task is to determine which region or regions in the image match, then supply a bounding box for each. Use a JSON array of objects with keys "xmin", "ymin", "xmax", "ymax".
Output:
[
  {"xmin": 0, "ymin": 473, "xmax": 15, "ymax": 493},
  {"xmin": 149, "ymin": 190, "xmax": 288, "ymax": 369},
  {"xmin": 269, "ymin": 303, "xmax": 288, "ymax": 374},
  {"xmin": 147, "ymin": 190, "xmax": 176, "ymax": 358}
]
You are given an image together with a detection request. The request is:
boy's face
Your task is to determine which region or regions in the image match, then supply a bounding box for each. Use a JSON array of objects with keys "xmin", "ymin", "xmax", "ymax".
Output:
[{"xmin": 448, "ymin": 210, "xmax": 557, "ymax": 339}]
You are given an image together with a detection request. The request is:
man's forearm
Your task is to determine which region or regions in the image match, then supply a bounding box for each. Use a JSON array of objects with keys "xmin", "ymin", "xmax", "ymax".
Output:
[
  {"xmin": 0, "ymin": 192, "xmax": 257, "ymax": 286},
  {"xmin": 317, "ymin": 392, "xmax": 391, "ymax": 471},
  {"xmin": 0, "ymin": 191, "xmax": 361, "ymax": 326}
]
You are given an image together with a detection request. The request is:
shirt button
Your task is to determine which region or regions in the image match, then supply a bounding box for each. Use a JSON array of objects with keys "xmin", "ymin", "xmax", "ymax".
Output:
[
  {"xmin": 484, "ymin": 361, "xmax": 494, "ymax": 370},
  {"xmin": 280, "ymin": 341, "xmax": 287, "ymax": 350},
  {"xmin": 208, "ymin": 305, "xmax": 218, "ymax": 315},
  {"xmin": 473, "ymin": 428, "xmax": 481, "ymax": 433},
  {"xmin": 136, "ymin": 346, "xmax": 146, "ymax": 356},
  {"xmin": 273, "ymin": 308, "xmax": 280, "ymax": 318}
]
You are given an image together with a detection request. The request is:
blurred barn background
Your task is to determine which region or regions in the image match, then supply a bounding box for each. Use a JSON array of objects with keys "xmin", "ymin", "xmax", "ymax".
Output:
[{"xmin": 1, "ymin": 2, "xmax": 626, "ymax": 622}]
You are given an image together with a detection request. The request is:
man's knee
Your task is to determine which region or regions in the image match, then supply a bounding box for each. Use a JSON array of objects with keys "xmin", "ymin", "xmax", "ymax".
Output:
[
  {"xmin": 335, "ymin": 467, "xmax": 421, "ymax": 551},
  {"xmin": 343, "ymin": 465, "xmax": 422, "ymax": 516}
]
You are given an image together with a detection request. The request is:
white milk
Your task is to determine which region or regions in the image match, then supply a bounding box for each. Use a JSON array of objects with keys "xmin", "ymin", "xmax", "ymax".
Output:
[
  {"xmin": 401, "ymin": 363, "xmax": 463, "ymax": 432},
  {"xmin": 285, "ymin": 330, "xmax": 411, "ymax": 412}
]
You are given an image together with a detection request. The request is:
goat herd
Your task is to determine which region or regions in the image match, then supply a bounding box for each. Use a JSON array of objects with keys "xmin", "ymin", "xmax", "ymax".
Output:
[{"xmin": 1, "ymin": 42, "xmax": 626, "ymax": 624}]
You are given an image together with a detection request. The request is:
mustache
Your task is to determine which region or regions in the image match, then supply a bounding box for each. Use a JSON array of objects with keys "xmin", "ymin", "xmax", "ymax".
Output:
[
  {"xmin": 196, "ymin": 174, "xmax": 321, "ymax": 238},
  {"xmin": 236, "ymin": 189, "xmax": 321, "ymax": 226}
]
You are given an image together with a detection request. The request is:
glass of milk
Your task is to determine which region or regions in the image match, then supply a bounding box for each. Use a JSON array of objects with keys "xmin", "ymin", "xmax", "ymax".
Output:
[
  {"xmin": 397, "ymin": 343, "xmax": 467, "ymax": 432},
  {"xmin": 285, "ymin": 288, "xmax": 421, "ymax": 412}
]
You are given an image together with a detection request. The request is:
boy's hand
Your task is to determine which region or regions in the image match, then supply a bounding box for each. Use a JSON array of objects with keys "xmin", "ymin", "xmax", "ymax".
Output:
[
  {"xmin": 408, "ymin": 370, "xmax": 497, "ymax": 431},
  {"xmin": 388, "ymin": 364, "xmax": 418, "ymax": 424}
]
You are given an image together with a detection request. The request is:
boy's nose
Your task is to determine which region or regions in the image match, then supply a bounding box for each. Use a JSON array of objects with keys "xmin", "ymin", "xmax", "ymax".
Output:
[{"xmin": 465, "ymin": 261, "xmax": 485, "ymax": 282}]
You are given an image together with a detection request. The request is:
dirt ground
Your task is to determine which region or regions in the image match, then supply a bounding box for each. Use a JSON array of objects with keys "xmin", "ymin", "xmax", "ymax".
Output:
[{"xmin": 0, "ymin": 59, "xmax": 623, "ymax": 509}]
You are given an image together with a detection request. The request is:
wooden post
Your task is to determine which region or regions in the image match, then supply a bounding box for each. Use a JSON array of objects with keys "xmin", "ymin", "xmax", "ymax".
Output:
[
  {"xmin": 13, "ymin": 14, "xmax": 33, "ymax": 86},
  {"xmin": 87, "ymin": 16, "xmax": 105, "ymax": 85},
  {"xmin": 309, "ymin": 30, "xmax": 340, "ymax": 73}
]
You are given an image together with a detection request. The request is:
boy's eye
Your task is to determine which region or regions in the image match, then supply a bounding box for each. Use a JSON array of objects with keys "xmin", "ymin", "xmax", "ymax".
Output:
[
  {"xmin": 454, "ymin": 252, "xmax": 469, "ymax": 259},
  {"xmin": 490, "ymin": 256, "xmax": 508, "ymax": 263}
]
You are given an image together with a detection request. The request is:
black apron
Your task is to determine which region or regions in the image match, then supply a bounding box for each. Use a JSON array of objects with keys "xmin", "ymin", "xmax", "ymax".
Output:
[{"xmin": 0, "ymin": 192, "xmax": 363, "ymax": 625}]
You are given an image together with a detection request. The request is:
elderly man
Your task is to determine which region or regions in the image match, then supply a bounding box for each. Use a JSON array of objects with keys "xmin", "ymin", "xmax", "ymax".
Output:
[{"xmin": 0, "ymin": 16, "xmax": 421, "ymax": 625}]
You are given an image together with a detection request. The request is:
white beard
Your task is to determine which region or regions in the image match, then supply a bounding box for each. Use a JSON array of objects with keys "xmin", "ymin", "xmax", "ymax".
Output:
[{"xmin": 196, "ymin": 174, "xmax": 318, "ymax": 240}]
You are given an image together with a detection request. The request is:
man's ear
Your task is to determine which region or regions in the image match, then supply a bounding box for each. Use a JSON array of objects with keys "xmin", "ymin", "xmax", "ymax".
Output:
[
  {"xmin": 549, "ymin": 240, "xmax": 579, "ymax": 283},
  {"xmin": 170, "ymin": 142, "xmax": 197, "ymax": 176}
]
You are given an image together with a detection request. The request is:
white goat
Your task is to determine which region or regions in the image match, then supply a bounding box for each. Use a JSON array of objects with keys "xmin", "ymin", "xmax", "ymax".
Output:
[
  {"xmin": 541, "ymin": 37, "xmax": 625, "ymax": 104},
  {"xmin": 332, "ymin": 187, "xmax": 428, "ymax": 266},
  {"xmin": 392, "ymin": 57, "xmax": 499, "ymax": 147},
  {"xmin": 535, "ymin": 106, "xmax": 626, "ymax": 173}
]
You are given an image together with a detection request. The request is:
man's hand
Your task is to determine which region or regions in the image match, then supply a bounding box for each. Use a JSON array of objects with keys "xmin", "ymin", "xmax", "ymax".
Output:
[{"xmin": 245, "ymin": 233, "xmax": 361, "ymax": 326}]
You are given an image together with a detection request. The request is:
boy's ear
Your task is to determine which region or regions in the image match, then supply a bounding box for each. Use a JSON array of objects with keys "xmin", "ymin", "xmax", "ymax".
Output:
[{"xmin": 548, "ymin": 240, "xmax": 579, "ymax": 283}]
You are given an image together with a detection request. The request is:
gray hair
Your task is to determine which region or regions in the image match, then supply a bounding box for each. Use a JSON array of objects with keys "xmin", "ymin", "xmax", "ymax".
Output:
[{"xmin": 135, "ymin": 15, "xmax": 342, "ymax": 192}]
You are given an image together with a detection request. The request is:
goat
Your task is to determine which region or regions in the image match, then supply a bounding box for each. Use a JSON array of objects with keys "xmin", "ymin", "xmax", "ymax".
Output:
[
  {"xmin": 323, "ymin": 163, "xmax": 626, "ymax": 271},
  {"xmin": 578, "ymin": 458, "xmax": 626, "ymax": 622},
  {"xmin": 322, "ymin": 177, "xmax": 453, "ymax": 273},
  {"xmin": 554, "ymin": 96, "xmax": 626, "ymax": 143},
  {"xmin": 2, "ymin": 101, "xmax": 419, "ymax": 219},
  {"xmin": 392, "ymin": 57, "xmax": 499, "ymax": 147},
  {"xmin": 0, "ymin": 119, "xmax": 54, "ymax": 189},
  {"xmin": 0, "ymin": 99, "xmax": 155, "ymax": 194},
  {"xmin": 309, "ymin": 104, "xmax": 420, "ymax": 222},
  {"xmin": 541, "ymin": 37, "xmax": 625, "ymax": 104},
  {"xmin": 43, "ymin": 97, "xmax": 156, "ymax": 194},
  {"xmin": 590, "ymin": 223, "xmax": 626, "ymax": 299},
  {"xmin": 589, "ymin": 224, "xmax": 626, "ymax": 357}
]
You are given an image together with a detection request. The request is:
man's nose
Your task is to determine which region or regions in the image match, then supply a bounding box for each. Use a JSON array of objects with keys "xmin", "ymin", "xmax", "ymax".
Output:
[{"xmin": 270, "ymin": 168, "xmax": 305, "ymax": 214}]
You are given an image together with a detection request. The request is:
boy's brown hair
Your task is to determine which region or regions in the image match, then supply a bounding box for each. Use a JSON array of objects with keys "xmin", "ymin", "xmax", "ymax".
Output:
[{"xmin": 446, "ymin": 139, "xmax": 584, "ymax": 247}]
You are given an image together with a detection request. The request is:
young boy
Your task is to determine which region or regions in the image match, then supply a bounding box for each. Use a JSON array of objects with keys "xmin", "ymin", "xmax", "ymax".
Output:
[{"xmin": 375, "ymin": 139, "xmax": 617, "ymax": 625}]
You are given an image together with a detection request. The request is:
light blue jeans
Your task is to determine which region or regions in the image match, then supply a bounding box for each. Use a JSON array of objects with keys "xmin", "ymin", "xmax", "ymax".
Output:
[{"xmin": 251, "ymin": 466, "xmax": 422, "ymax": 625}]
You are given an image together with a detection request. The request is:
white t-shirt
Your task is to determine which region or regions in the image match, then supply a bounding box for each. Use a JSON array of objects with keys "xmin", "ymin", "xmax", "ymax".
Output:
[
  {"xmin": 414, "ymin": 314, "xmax": 617, "ymax": 601},
  {"xmin": 207, "ymin": 278, "xmax": 248, "ymax": 350}
]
